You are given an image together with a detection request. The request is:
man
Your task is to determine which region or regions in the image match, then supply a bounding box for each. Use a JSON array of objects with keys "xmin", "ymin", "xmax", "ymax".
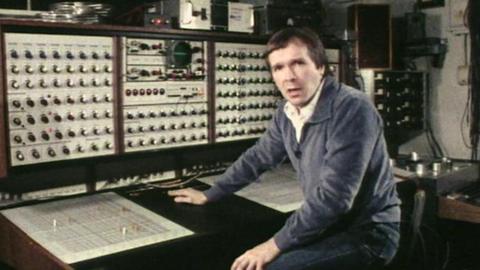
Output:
[{"xmin": 169, "ymin": 27, "xmax": 401, "ymax": 270}]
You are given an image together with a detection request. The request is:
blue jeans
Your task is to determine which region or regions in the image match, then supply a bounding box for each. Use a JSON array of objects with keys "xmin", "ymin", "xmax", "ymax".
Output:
[{"xmin": 266, "ymin": 222, "xmax": 400, "ymax": 270}]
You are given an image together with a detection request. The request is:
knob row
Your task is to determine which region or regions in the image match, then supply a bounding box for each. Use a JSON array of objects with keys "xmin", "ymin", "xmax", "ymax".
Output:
[
  {"xmin": 216, "ymin": 77, "xmax": 273, "ymax": 84},
  {"xmin": 125, "ymin": 122, "xmax": 207, "ymax": 133},
  {"xmin": 126, "ymin": 134, "xmax": 207, "ymax": 147},
  {"xmin": 215, "ymin": 51, "xmax": 264, "ymax": 59},
  {"xmin": 12, "ymin": 127, "xmax": 114, "ymax": 143},
  {"xmin": 10, "ymin": 78, "xmax": 111, "ymax": 89},
  {"xmin": 12, "ymin": 111, "xmax": 113, "ymax": 125},
  {"xmin": 216, "ymin": 127, "xmax": 267, "ymax": 137},
  {"xmin": 125, "ymin": 109, "xmax": 207, "ymax": 119},
  {"xmin": 12, "ymin": 95, "xmax": 112, "ymax": 108},
  {"xmin": 9, "ymin": 50, "xmax": 112, "ymax": 60},
  {"xmin": 217, "ymin": 89, "xmax": 277, "ymax": 97},
  {"xmin": 10, "ymin": 64, "xmax": 112, "ymax": 74},
  {"xmin": 216, "ymin": 102, "xmax": 277, "ymax": 111},
  {"xmin": 15, "ymin": 143, "xmax": 113, "ymax": 161}
]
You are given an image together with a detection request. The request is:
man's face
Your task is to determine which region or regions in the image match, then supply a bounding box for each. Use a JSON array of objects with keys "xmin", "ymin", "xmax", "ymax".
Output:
[{"xmin": 268, "ymin": 39, "xmax": 324, "ymax": 108}]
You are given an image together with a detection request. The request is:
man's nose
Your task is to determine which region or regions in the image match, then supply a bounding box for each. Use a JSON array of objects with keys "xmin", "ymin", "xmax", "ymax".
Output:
[{"xmin": 284, "ymin": 66, "xmax": 296, "ymax": 80}]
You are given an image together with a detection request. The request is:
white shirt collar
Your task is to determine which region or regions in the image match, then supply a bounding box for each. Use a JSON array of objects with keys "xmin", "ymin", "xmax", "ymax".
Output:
[{"xmin": 283, "ymin": 79, "xmax": 324, "ymax": 142}]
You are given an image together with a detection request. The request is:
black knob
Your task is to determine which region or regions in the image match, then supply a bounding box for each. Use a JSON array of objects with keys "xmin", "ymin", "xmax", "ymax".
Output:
[
  {"xmin": 16, "ymin": 151, "xmax": 25, "ymax": 161},
  {"xmin": 10, "ymin": 50, "xmax": 18, "ymax": 58},
  {"xmin": 13, "ymin": 117, "xmax": 22, "ymax": 126},
  {"xmin": 31, "ymin": 149, "xmax": 40, "ymax": 159},
  {"xmin": 41, "ymin": 131, "xmax": 50, "ymax": 141},
  {"xmin": 63, "ymin": 147, "xmax": 70, "ymax": 155},
  {"xmin": 68, "ymin": 130, "xmax": 76, "ymax": 137},
  {"xmin": 40, "ymin": 114, "xmax": 49, "ymax": 123},
  {"xmin": 13, "ymin": 135, "xmax": 22, "ymax": 143},
  {"xmin": 55, "ymin": 131, "xmax": 63, "ymax": 139},
  {"xmin": 47, "ymin": 148, "xmax": 56, "ymax": 157},
  {"xmin": 26, "ymin": 115, "xmax": 35, "ymax": 125},
  {"xmin": 27, "ymin": 133, "xmax": 36, "ymax": 142}
]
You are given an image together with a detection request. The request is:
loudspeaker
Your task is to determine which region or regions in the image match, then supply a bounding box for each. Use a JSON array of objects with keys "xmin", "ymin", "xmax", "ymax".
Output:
[{"xmin": 348, "ymin": 4, "xmax": 391, "ymax": 69}]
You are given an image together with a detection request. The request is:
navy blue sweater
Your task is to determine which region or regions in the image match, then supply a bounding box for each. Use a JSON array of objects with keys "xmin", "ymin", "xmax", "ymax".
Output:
[{"xmin": 204, "ymin": 76, "xmax": 401, "ymax": 251}]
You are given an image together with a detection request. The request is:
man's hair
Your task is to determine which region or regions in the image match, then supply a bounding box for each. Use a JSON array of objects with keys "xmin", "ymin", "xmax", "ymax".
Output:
[{"xmin": 265, "ymin": 27, "xmax": 329, "ymax": 71}]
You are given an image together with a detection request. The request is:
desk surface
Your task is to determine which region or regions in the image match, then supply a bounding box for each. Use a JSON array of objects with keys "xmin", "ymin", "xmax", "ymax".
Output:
[{"xmin": 0, "ymin": 181, "xmax": 289, "ymax": 270}]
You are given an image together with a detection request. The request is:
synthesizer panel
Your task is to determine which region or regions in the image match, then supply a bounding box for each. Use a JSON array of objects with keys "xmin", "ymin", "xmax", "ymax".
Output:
[
  {"xmin": 213, "ymin": 42, "xmax": 281, "ymax": 142},
  {"xmin": 122, "ymin": 37, "xmax": 209, "ymax": 152},
  {"xmin": 5, "ymin": 33, "xmax": 116, "ymax": 166}
]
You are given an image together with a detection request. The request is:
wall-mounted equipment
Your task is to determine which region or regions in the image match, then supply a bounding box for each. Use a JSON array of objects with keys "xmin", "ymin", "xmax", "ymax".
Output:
[{"xmin": 253, "ymin": 0, "xmax": 323, "ymax": 35}]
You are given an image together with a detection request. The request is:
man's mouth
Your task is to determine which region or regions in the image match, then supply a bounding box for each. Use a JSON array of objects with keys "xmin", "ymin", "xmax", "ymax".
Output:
[{"xmin": 287, "ymin": 88, "xmax": 302, "ymax": 95}]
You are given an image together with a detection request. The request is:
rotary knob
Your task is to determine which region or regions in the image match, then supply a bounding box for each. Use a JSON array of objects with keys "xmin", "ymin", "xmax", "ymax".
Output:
[
  {"xmin": 80, "ymin": 111, "xmax": 89, "ymax": 120},
  {"xmin": 13, "ymin": 135, "xmax": 22, "ymax": 143},
  {"xmin": 27, "ymin": 133, "xmax": 36, "ymax": 142},
  {"xmin": 10, "ymin": 50, "xmax": 18, "ymax": 59},
  {"xmin": 26, "ymin": 98, "xmax": 35, "ymax": 107},
  {"xmin": 62, "ymin": 146, "xmax": 71, "ymax": 155},
  {"xmin": 66, "ymin": 79, "xmax": 75, "ymax": 87},
  {"xmin": 91, "ymin": 144, "xmax": 99, "ymax": 151},
  {"xmin": 40, "ymin": 114, "xmax": 49, "ymax": 123},
  {"xmin": 26, "ymin": 115, "xmax": 35, "ymax": 125},
  {"xmin": 12, "ymin": 100, "xmax": 21, "ymax": 108},
  {"xmin": 23, "ymin": 50, "xmax": 33, "ymax": 59},
  {"xmin": 55, "ymin": 130, "xmax": 63, "ymax": 139},
  {"xmin": 52, "ymin": 79, "xmax": 61, "ymax": 88},
  {"xmin": 53, "ymin": 97, "xmax": 62, "ymax": 105},
  {"xmin": 52, "ymin": 51, "xmax": 61, "ymax": 59},
  {"xmin": 10, "ymin": 80, "xmax": 20, "ymax": 89},
  {"xmin": 104, "ymin": 65, "xmax": 112, "ymax": 73},
  {"xmin": 31, "ymin": 149, "xmax": 41, "ymax": 159},
  {"xmin": 66, "ymin": 96, "xmax": 75, "ymax": 104},
  {"xmin": 16, "ymin": 151, "xmax": 25, "ymax": 161},
  {"xmin": 47, "ymin": 148, "xmax": 56, "ymax": 157},
  {"xmin": 39, "ymin": 50, "xmax": 47, "ymax": 59},
  {"xmin": 39, "ymin": 79, "xmax": 48, "ymax": 88},
  {"xmin": 67, "ymin": 112, "xmax": 75, "ymax": 121},
  {"xmin": 40, "ymin": 97, "xmax": 48, "ymax": 106},
  {"xmin": 12, "ymin": 117, "xmax": 22, "ymax": 126},
  {"xmin": 10, "ymin": 65, "xmax": 19, "ymax": 74},
  {"xmin": 52, "ymin": 65, "xmax": 62, "ymax": 73},
  {"xmin": 91, "ymin": 65, "xmax": 100, "ymax": 73},
  {"xmin": 41, "ymin": 131, "xmax": 50, "ymax": 141},
  {"xmin": 105, "ymin": 142, "xmax": 113, "ymax": 150},
  {"xmin": 67, "ymin": 129, "xmax": 76, "ymax": 137},
  {"xmin": 39, "ymin": 65, "xmax": 48, "ymax": 73},
  {"xmin": 25, "ymin": 80, "xmax": 34, "ymax": 89},
  {"xmin": 76, "ymin": 145, "xmax": 85, "ymax": 153},
  {"xmin": 66, "ymin": 51, "xmax": 74, "ymax": 59},
  {"xmin": 79, "ymin": 79, "xmax": 88, "ymax": 87},
  {"xmin": 79, "ymin": 65, "xmax": 88, "ymax": 73},
  {"xmin": 66, "ymin": 65, "xmax": 75, "ymax": 73}
]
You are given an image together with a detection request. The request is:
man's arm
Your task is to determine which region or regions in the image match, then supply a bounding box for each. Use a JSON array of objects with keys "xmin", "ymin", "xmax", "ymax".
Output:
[{"xmin": 170, "ymin": 106, "xmax": 288, "ymax": 203}]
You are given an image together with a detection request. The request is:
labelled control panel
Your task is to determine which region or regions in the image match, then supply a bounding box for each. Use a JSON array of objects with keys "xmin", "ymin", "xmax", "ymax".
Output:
[
  {"xmin": 373, "ymin": 71, "xmax": 425, "ymax": 131},
  {"xmin": 5, "ymin": 33, "xmax": 115, "ymax": 166},
  {"xmin": 122, "ymin": 37, "xmax": 209, "ymax": 152},
  {"xmin": 214, "ymin": 42, "xmax": 281, "ymax": 142}
]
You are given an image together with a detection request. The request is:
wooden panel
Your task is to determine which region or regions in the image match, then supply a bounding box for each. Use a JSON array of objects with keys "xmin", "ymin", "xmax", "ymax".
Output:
[
  {"xmin": 0, "ymin": 214, "xmax": 72, "ymax": 270},
  {"xmin": 0, "ymin": 25, "xmax": 8, "ymax": 178},
  {"xmin": 438, "ymin": 197, "xmax": 480, "ymax": 224},
  {"xmin": 348, "ymin": 4, "xmax": 391, "ymax": 69}
]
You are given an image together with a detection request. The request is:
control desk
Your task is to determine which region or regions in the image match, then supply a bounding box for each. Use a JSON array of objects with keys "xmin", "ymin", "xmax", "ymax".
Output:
[{"xmin": 0, "ymin": 180, "xmax": 289, "ymax": 270}]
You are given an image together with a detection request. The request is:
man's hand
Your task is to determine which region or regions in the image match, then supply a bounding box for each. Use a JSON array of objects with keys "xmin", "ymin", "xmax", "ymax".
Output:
[
  {"xmin": 231, "ymin": 238, "xmax": 281, "ymax": 270},
  {"xmin": 167, "ymin": 188, "xmax": 208, "ymax": 205}
]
